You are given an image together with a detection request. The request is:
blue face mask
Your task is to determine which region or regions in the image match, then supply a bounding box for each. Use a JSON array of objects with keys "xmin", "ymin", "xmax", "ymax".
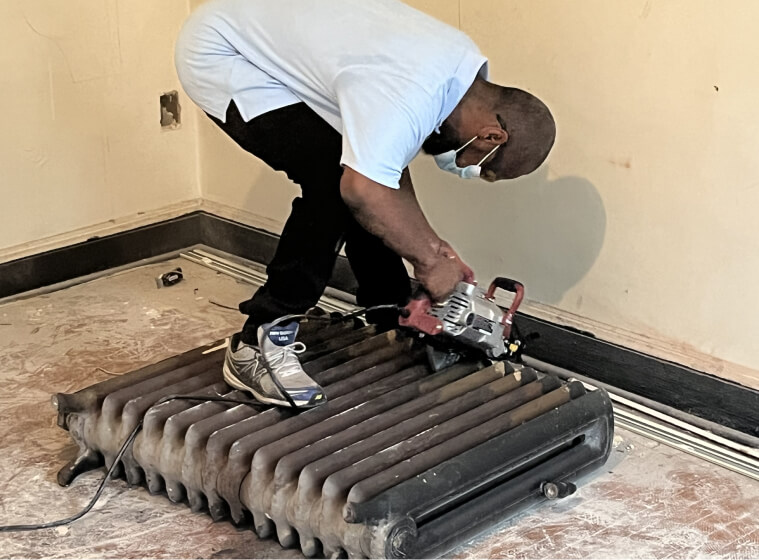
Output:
[{"xmin": 434, "ymin": 136, "xmax": 501, "ymax": 179}]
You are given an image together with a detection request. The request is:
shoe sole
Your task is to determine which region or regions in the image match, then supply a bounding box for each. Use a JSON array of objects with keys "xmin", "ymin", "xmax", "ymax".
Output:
[{"xmin": 222, "ymin": 362, "xmax": 325, "ymax": 410}]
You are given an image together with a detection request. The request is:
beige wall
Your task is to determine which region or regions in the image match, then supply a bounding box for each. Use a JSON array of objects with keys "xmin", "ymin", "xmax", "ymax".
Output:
[
  {"xmin": 191, "ymin": 0, "xmax": 759, "ymax": 382},
  {"xmin": 450, "ymin": 0, "xmax": 759, "ymax": 376},
  {"xmin": 7, "ymin": 0, "xmax": 757, "ymax": 383},
  {"xmin": 0, "ymin": 0, "xmax": 199, "ymax": 252}
]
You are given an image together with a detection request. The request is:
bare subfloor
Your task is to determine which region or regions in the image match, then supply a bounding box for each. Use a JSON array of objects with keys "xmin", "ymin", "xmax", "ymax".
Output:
[{"xmin": 0, "ymin": 258, "xmax": 757, "ymax": 559}]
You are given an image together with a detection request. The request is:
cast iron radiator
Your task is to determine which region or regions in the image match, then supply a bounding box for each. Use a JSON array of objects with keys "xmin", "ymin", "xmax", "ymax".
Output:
[{"xmin": 53, "ymin": 320, "xmax": 614, "ymax": 559}]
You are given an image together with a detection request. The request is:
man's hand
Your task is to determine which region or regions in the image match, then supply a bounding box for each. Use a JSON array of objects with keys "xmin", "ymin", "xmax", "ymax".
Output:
[
  {"xmin": 415, "ymin": 240, "xmax": 474, "ymax": 301},
  {"xmin": 415, "ymin": 253, "xmax": 467, "ymax": 302},
  {"xmin": 438, "ymin": 240, "xmax": 475, "ymax": 284}
]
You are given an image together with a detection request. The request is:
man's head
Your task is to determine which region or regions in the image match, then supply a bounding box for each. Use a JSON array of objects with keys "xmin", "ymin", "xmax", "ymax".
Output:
[{"xmin": 422, "ymin": 81, "xmax": 556, "ymax": 182}]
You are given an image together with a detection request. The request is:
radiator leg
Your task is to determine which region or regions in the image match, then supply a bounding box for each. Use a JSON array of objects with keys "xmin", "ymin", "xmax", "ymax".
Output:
[
  {"xmin": 208, "ymin": 493, "xmax": 228, "ymax": 522},
  {"xmin": 122, "ymin": 455, "xmax": 145, "ymax": 486},
  {"xmin": 188, "ymin": 488, "xmax": 207, "ymax": 513},
  {"xmin": 277, "ymin": 522, "xmax": 297, "ymax": 549},
  {"xmin": 57, "ymin": 447, "xmax": 103, "ymax": 487},
  {"xmin": 166, "ymin": 480, "xmax": 187, "ymax": 504},
  {"xmin": 145, "ymin": 469, "xmax": 165, "ymax": 495},
  {"xmin": 108, "ymin": 459, "xmax": 124, "ymax": 480},
  {"xmin": 253, "ymin": 511, "xmax": 274, "ymax": 538},
  {"xmin": 301, "ymin": 535, "xmax": 320, "ymax": 558}
]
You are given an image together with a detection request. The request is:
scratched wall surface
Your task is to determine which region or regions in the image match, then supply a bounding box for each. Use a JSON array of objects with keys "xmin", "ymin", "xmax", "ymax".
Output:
[
  {"xmin": 1, "ymin": 260, "xmax": 758, "ymax": 558},
  {"xmin": 0, "ymin": 0, "xmax": 199, "ymax": 252}
]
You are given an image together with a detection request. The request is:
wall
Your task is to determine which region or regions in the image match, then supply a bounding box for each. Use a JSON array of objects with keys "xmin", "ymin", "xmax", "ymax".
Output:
[
  {"xmin": 447, "ymin": 0, "xmax": 759, "ymax": 382},
  {"xmin": 165, "ymin": 1, "xmax": 759, "ymax": 386},
  {"xmin": 0, "ymin": 0, "xmax": 199, "ymax": 255}
]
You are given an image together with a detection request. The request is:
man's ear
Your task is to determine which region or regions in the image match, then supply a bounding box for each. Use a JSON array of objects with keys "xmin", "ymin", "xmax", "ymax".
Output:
[{"xmin": 477, "ymin": 124, "xmax": 508, "ymax": 146}]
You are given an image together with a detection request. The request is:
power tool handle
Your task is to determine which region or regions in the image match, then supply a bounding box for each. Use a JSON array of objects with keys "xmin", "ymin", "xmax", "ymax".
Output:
[
  {"xmin": 486, "ymin": 277, "xmax": 525, "ymax": 340},
  {"xmin": 399, "ymin": 293, "xmax": 444, "ymax": 336}
]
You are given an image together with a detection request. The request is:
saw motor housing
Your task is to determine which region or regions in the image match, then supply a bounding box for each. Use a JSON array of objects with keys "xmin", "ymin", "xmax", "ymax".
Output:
[{"xmin": 400, "ymin": 278, "xmax": 525, "ymax": 360}]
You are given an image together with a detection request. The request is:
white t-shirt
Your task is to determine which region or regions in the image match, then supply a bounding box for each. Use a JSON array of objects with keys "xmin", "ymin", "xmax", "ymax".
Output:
[{"xmin": 175, "ymin": 0, "xmax": 488, "ymax": 189}]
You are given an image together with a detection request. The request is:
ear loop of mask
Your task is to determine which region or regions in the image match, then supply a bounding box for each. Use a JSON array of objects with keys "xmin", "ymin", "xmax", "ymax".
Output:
[
  {"xmin": 477, "ymin": 144, "xmax": 500, "ymax": 166},
  {"xmin": 455, "ymin": 136, "xmax": 478, "ymax": 154},
  {"xmin": 456, "ymin": 137, "xmax": 501, "ymax": 166}
]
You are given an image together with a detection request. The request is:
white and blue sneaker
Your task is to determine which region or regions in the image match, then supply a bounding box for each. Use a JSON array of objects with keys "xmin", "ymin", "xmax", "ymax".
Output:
[{"xmin": 222, "ymin": 322, "xmax": 326, "ymax": 409}]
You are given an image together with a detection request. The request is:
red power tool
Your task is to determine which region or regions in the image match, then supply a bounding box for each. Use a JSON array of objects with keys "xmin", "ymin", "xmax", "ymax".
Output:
[{"xmin": 399, "ymin": 278, "xmax": 525, "ymax": 370}]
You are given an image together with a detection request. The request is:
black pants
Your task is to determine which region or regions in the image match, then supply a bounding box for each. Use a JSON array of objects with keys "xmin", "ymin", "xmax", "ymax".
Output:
[{"xmin": 208, "ymin": 101, "xmax": 411, "ymax": 343}]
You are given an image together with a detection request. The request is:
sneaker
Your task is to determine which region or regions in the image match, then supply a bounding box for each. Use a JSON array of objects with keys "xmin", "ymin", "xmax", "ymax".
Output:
[
  {"xmin": 223, "ymin": 333, "xmax": 291, "ymax": 408},
  {"xmin": 222, "ymin": 326, "xmax": 326, "ymax": 409},
  {"xmin": 258, "ymin": 321, "xmax": 326, "ymax": 409}
]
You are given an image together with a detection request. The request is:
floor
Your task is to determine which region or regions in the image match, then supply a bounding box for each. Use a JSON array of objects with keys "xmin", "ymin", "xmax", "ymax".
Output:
[{"xmin": 0, "ymin": 257, "xmax": 757, "ymax": 559}]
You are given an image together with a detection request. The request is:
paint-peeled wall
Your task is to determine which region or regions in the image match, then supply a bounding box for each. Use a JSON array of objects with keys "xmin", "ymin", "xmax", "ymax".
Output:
[
  {"xmin": 190, "ymin": 0, "xmax": 759, "ymax": 385},
  {"xmin": 0, "ymin": 0, "xmax": 199, "ymax": 253}
]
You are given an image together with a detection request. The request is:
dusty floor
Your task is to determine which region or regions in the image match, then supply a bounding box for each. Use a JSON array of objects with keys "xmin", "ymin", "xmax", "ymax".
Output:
[{"xmin": 0, "ymin": 258, "xmax": 757, "ymax": 559}]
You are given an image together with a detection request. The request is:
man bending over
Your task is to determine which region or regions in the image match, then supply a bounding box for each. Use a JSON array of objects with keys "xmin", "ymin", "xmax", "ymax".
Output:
[{"xmin": 175, "ymin": 0, "xmax": 556, "ymax": 409}]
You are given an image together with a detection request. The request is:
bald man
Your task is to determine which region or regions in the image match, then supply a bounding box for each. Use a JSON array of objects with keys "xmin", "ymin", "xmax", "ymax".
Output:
[{"xmin": 175, "ymin": 0, "xmax": 555, "ymax": 409}]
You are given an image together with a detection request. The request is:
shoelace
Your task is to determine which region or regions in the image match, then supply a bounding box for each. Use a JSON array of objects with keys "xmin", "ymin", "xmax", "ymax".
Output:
[{"xmin": 265, "ymin": 342, "xmax": 307, "ymax": 379}]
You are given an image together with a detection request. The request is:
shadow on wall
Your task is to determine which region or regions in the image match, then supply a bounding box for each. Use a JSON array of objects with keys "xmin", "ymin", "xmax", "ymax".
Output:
[
  {"xmin": 199, "ymin": 107, "xmax": 606, "ymax": 306},
  {"xmin": 415, "ymin": 160, "xmax": 606, "ymax": 305}
]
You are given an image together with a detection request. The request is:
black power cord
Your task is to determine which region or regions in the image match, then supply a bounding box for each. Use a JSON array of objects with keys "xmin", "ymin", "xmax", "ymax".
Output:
[{"xmin": 0, "ymin": 304, "xmax": 403, "ymax": 533}]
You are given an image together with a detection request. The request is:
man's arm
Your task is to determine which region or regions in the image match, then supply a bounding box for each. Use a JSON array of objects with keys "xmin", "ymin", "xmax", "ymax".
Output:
[{"xmin": 340, "ymin": 166, "xmax": 469, "ymax": 300}]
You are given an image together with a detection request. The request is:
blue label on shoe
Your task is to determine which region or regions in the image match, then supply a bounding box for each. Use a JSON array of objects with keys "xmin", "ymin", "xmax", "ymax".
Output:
[{"xmin": 267, "ymin": 321, "xmax": 299, "ymax": 346}]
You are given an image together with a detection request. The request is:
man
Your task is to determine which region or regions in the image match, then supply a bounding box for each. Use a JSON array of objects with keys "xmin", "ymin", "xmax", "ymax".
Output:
[{"xmin": 175, "ymin": 0, "xmax": 556, "ymax": 410}]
